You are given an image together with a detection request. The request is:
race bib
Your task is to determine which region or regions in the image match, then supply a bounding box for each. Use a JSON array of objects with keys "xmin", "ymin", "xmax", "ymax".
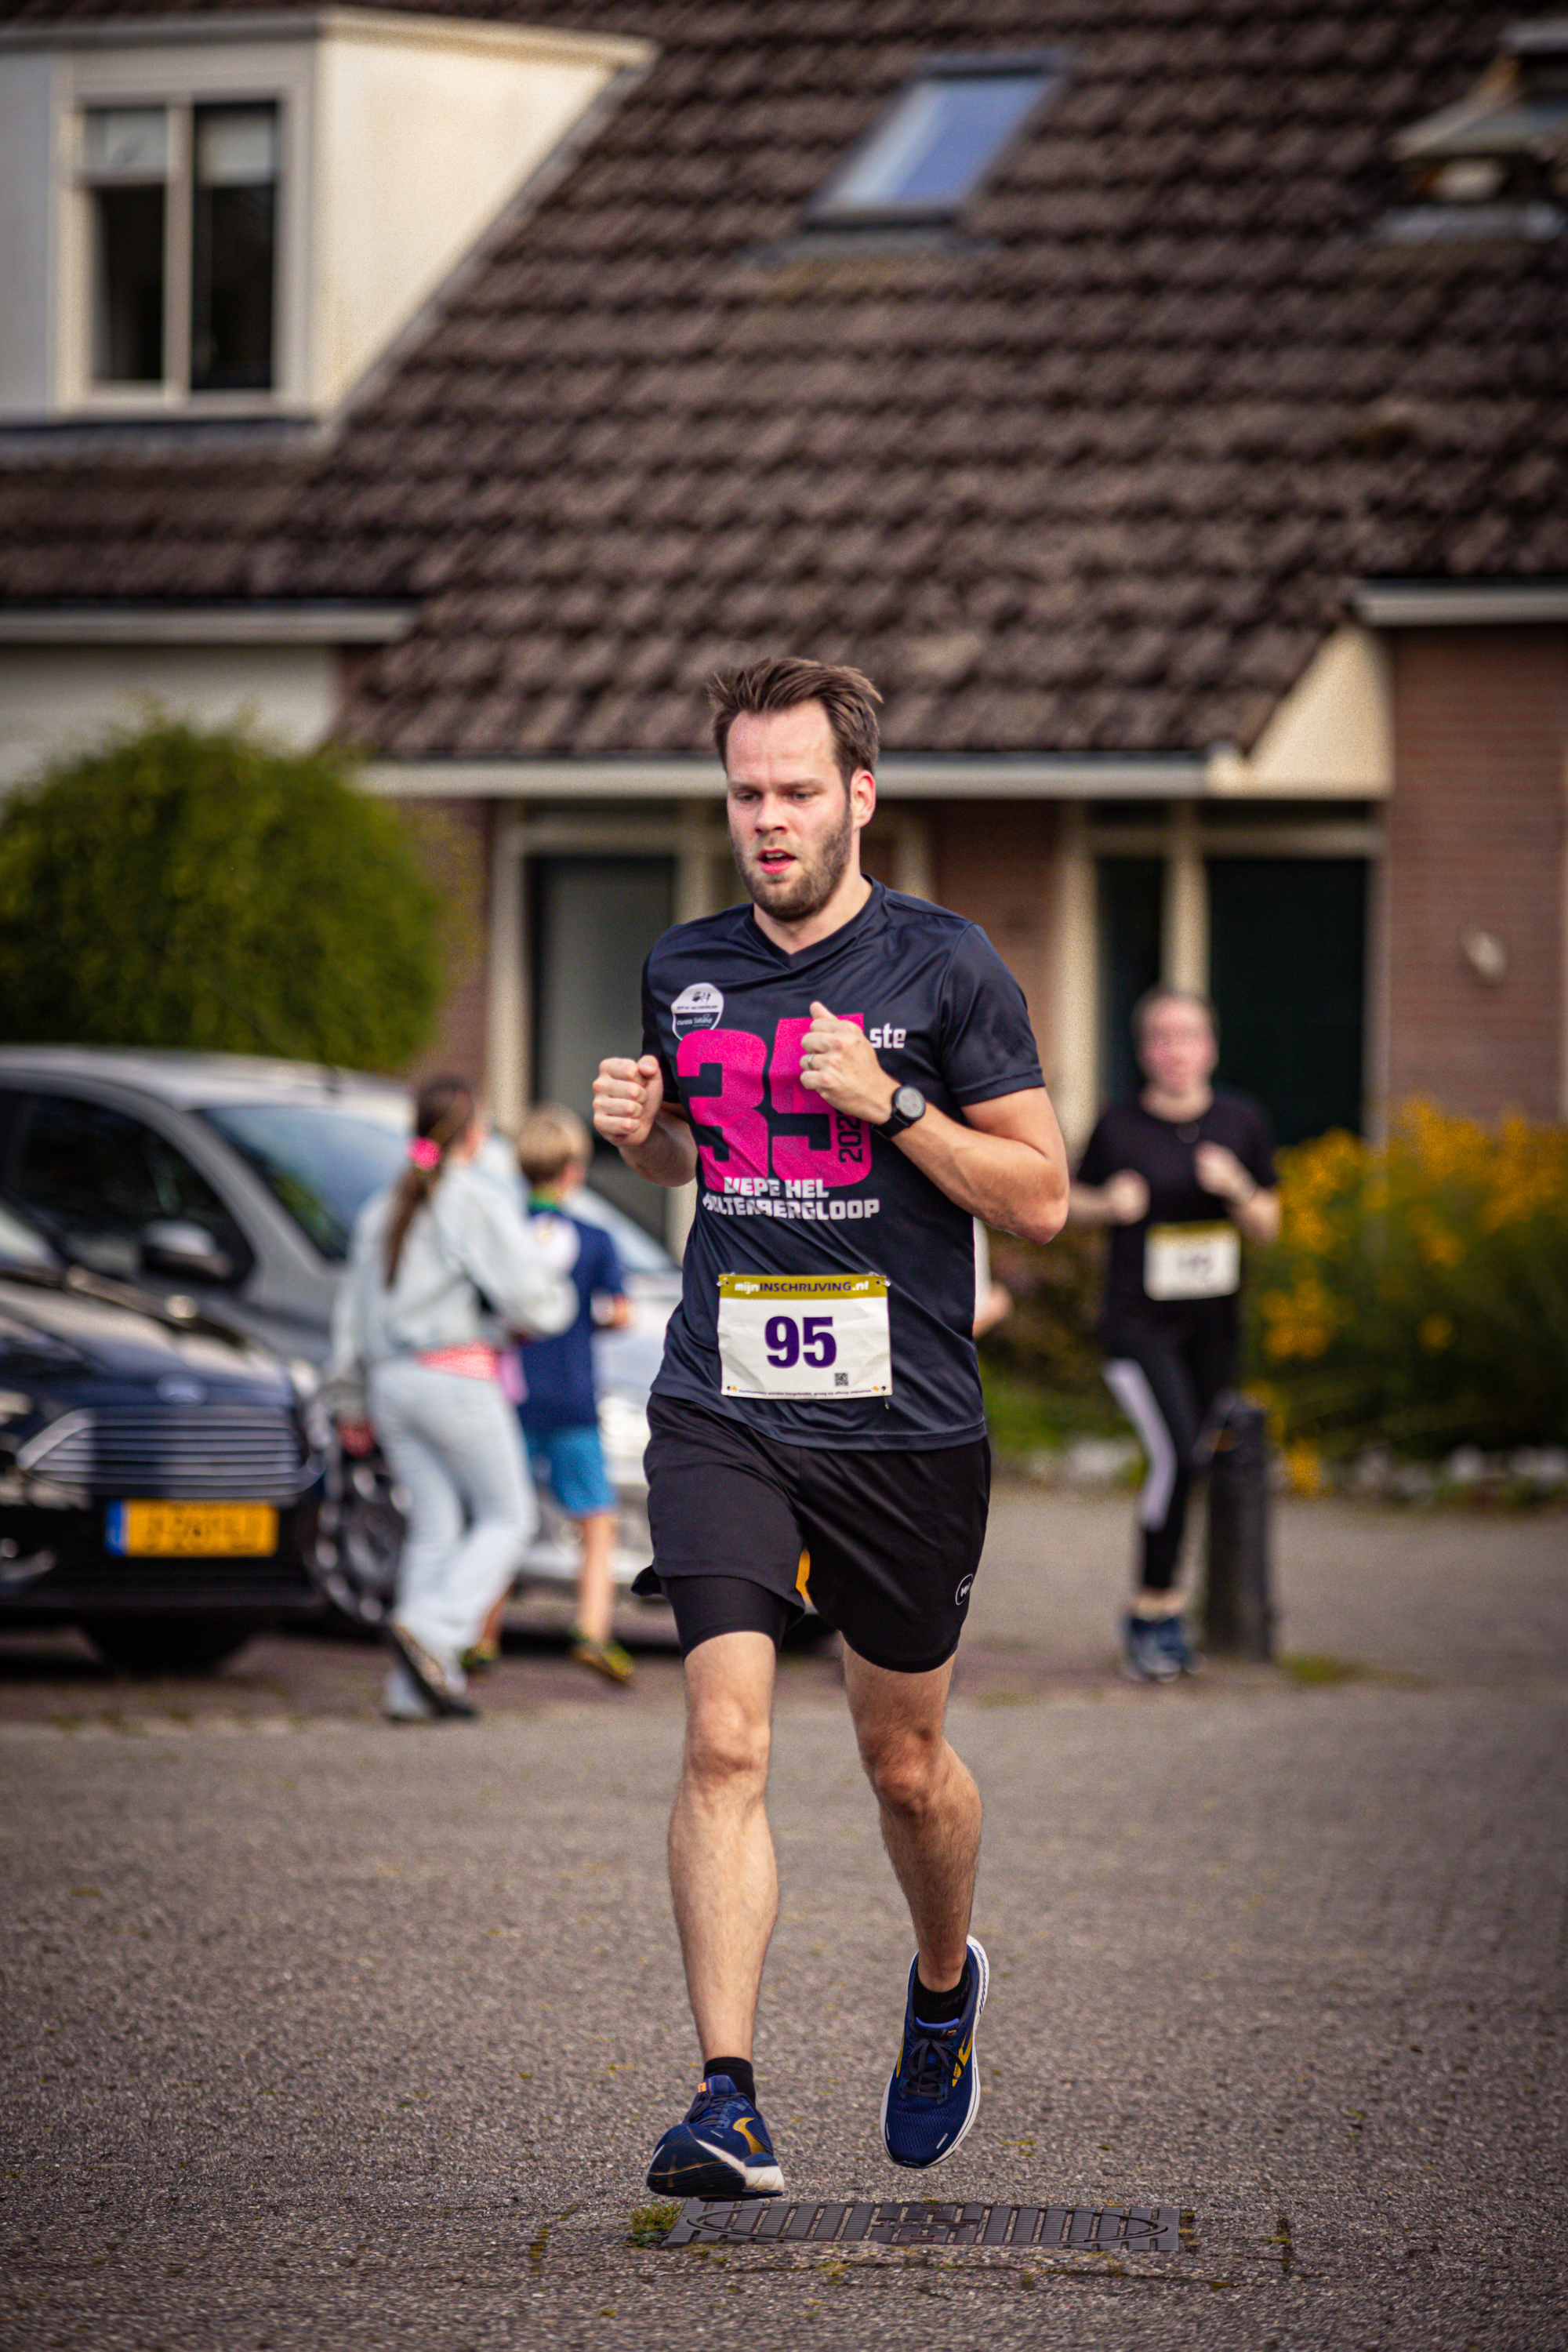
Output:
[
  {"xmin": 1144, "ymin": 1221, "xmax": 1240, "ymax": 1301},
  {"xmin": 717, "ymin": 1273, "xmax": 891, "ymax": 1400}
]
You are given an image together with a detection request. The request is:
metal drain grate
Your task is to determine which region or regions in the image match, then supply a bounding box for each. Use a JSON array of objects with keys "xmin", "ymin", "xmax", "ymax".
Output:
[{"xmin": 663, "ymin": 2199, "xmax": 1181, "ymax": 2251}]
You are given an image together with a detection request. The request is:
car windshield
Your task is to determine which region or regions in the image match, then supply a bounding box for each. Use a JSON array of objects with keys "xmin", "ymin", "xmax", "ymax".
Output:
[
  {"xmin": 0, "ymin": 1198, "xmax": 56, "ymax": 1269},
  {"xmin": 199, "ymin": 1099, "xmax": 408, "ymax": 1261},
  {"xmin": 200, "ymin": 1100, "xmax": 677, "ymax": 1273}
]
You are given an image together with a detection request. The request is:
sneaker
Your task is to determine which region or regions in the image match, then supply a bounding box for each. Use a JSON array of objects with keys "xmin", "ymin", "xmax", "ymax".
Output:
[
  {"xmin": 383, "ymin": 1662, "xmax": 435, "ymax": 1721},
  {"xmin": 645, "ymin": 2074, "xmax": 784, "ymax": 2199},
  {"xmin": 572, "ymin": 1634, "xmax": 634, "ymax": 1686},
  {"xmin": 459, "ymin": 1635, "xmax": 502, "ymax": 1675},
  {"xmin": 1154, "ymin": 1613, "xmax": 1201, "ymax": 1675},
  {"xmin": 1122, "ymin": 1612, "xmax": 1180, "ymax": 1683},
  {"xmin": 385, "ymin": 1621, "xmax": 477, "ymax": 1719},
  {"xmin": 880, "ymin": 1936, "xmax": 989, "ymax": 2170}
]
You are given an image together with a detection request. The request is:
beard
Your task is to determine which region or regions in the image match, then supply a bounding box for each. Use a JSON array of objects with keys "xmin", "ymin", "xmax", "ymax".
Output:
[{"xmin": 732, "ymin": 796, "xmax": 855, "ymax": 922}]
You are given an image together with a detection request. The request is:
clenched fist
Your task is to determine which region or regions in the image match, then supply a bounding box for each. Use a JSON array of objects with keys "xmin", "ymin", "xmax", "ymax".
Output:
[
  {"xmin": 593, "ymin": 1054, "xmax": 666, "ymax": 1149},
  {"xmin": 1194, "ymin": 1142, "xmax": 1256, "ymax": 1206},
  {"xmin": 798, "ymin": 1001, "xmax": 897, "ymax": 1127},
  {"xmin": 1101, "ymin": 1171, "xmax": 1150, "ymax": 1225}
]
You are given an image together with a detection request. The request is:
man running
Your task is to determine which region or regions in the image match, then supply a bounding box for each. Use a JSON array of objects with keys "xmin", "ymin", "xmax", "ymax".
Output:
[
  {"xmin": 592, "ymin": 657, "xmax": 1068, "ymax": 2198},
  {"xmin": 1069, "ymin": 989, "xmax": 1280, "ymax": 1681}
]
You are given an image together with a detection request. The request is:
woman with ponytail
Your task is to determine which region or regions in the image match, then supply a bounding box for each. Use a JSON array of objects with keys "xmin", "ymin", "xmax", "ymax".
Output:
[{"xmin": 328, "ymin": 1076, "xmax": 575, "ymax": 1719}]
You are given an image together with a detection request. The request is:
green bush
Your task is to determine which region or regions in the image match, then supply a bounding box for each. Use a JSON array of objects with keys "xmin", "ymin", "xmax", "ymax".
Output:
[
  {"xmin": 978, "ymin": 1221, "xmax": 1125, "ymax": 1452},
  {"xmin": 1249, "ymin": 1104, "xmax": 1568, "ymax": 1462},
  {"xmin": 0, "ymin": 719, "xmax": 448, "ymax": 1069}
]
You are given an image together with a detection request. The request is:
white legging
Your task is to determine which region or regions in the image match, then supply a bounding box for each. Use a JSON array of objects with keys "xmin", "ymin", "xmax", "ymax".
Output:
[{"xmin": 368, "ymin": 1358, "xmax": 536, "ymax": 1662}]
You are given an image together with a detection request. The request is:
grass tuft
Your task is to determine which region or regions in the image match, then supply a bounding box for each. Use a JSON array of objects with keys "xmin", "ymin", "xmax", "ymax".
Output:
[
  {"xmin": 1280, "ymin": 1653, "xmax": 1364, "ymax": 1686},
  {"xmin": 628, "ymin": 2201, "xmax": 681, "ymax": 2247}
]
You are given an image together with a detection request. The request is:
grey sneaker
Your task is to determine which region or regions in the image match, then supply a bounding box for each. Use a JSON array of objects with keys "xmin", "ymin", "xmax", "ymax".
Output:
[
  {"xmin": 385, "ymin": 1621, "xmax": 477, "ymax": 1719},
  {"xmin": 1122, "ymin": 1613, "xmax": 1180, "ymax": 1682},
  {"xmin": 1154, "ymin": 1613, "xmax": 1201, "ymax": 1675},
  {"xmin": 383, "ymin": 1662, "xmax": 435, "ymax": 1721}
]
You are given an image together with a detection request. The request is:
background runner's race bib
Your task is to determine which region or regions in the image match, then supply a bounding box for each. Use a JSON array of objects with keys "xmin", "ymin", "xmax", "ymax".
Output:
[
  {"xmin": 717, "ymin": 1273, "xmax": 891, "ymax": 1399},
  {"xmin": 1144, "ymin": 1221, "xmax": 1240, "ymax": 1301}
]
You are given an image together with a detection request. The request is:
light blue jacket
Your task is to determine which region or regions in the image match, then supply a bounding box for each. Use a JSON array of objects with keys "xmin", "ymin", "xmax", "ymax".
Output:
[{"xmin": 328, "ymin": 1163, "xmax": 574, "ymax": 1414}]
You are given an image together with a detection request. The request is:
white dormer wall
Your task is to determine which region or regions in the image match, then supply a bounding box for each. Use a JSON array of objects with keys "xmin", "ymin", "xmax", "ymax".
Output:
[{"xmin": 0, "ymin": 9, "xmax": 651, "ymax": 420}]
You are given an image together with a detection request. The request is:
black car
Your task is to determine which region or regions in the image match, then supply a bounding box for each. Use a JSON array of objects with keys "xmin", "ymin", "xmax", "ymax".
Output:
[{"xmin": 0, "ymin": 1203, "xmax": 323, "ymax": 1671}]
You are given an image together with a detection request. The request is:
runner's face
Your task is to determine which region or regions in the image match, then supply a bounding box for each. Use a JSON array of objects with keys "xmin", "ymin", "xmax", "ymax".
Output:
[
  {"xmin": 725, "ymin": 704, "xmax": 871, "ymax": 922},
  {"xmin": 1138, "ymin": 1000, "xmax": 1218, "ymax": 1094}
]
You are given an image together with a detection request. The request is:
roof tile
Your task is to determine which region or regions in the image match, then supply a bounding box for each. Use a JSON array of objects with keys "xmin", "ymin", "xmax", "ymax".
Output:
[{"xmin": 1, "ymin": 0, "xmax": 1561, "ymax": 756}]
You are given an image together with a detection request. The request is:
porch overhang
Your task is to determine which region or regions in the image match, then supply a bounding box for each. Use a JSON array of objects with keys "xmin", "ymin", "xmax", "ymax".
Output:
[{"xmin": 361, "ymin": 754, "xmax": 1210, "ymax": 800}]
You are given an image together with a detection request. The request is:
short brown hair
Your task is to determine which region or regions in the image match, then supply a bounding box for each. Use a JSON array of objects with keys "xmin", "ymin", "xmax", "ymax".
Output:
[
  {"xmin": 516, "ymin": 1102, "xmax": 591, "ymax": 1186},
  {"xmin": 707, "ymin": 657, "xmax": 882, "ymax": 785},
  {"xmin": 1131, "ymin": 986, "xmax": 1219, "ymax": 1045}
]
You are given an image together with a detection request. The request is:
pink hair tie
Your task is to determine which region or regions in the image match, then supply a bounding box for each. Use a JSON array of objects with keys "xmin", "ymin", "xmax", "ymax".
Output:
[{"xmin": 408, "ymin": 1137, "xmax": 441, "ymax": 1170}]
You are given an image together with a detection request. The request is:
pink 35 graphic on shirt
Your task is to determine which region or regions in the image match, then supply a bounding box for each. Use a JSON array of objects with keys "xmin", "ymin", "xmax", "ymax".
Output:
[{"xmin": 677, "ymin": 1018, "xmax": 873, "ymax": 1191}]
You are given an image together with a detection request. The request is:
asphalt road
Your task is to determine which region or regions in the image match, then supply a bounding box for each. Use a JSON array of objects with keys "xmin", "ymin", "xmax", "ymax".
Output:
[{"xmin": 2, "ymin": 1488, "xmax": 1565, "ymax": 2351}]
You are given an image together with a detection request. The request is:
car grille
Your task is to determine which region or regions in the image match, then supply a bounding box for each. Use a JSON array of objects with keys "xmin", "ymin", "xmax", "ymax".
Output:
[{"xmin": 19, "ymin": 1406, "xmax": 310, "ymax": 1500}]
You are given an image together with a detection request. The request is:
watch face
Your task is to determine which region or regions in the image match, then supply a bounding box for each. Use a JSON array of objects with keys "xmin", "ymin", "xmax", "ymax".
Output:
[{"xmin": 894, "ymin": 1085, "xmax": 925, "ymax": 1120}]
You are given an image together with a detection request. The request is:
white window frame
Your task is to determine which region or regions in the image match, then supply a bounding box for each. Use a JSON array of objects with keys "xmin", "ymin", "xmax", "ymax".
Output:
[{"xmin": 59, "ymin": 41, "xmax": 310, "ymax": 414}]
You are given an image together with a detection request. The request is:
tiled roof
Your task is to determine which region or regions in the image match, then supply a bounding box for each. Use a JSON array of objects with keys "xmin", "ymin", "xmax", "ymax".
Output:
[{"xmin": 2, "ymin": 0, "xmax": 1564, "ymax": 758}]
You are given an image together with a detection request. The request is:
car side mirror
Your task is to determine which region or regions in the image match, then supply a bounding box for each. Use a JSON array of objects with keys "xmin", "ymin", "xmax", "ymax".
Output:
[{"xmin": 140, "ymin": 1220, "xmax": 234, "ymax": 1283}]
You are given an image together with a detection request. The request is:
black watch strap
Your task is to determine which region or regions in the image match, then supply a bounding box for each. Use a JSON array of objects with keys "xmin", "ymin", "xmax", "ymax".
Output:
[{"xmin": 874, "ymin": 1084, "xmax": 927, "ymax": 1139}]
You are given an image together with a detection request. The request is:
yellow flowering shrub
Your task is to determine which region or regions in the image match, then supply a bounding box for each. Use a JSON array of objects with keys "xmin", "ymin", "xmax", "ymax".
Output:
[{"xmin": 1249, "ymin": 1102, "xmax": 1568, "ymax": 1456}]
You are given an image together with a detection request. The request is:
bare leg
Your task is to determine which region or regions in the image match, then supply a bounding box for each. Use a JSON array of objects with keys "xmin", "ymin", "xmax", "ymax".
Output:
[
  {"xmin": 669, "ymin": 1632, "xmax": 778, "ymax": 2061},
  {"xmin": 843, "ymin": 1646, "xmax": 981, "ymax": 1991},
  {"xmin": 574, "ymin": 1510, "xmax": 618, "ymax": 1645}
]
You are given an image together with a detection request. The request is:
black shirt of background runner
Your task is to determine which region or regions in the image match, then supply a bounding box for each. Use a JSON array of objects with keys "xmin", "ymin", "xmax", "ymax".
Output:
[{"xmin": 1075, "ymin": 1091, "xmax": 1275, "ymax": 1341}]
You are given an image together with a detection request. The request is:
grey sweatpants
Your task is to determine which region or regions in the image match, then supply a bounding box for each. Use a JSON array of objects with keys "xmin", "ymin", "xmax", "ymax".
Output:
[{"xmin": 368, "ymin": 1358, "xmax": 536, "ymax": 1664}]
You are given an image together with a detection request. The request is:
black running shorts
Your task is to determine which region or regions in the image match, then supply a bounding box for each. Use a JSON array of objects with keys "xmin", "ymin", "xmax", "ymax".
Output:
[{"xmin": 640, "ymin": 1395, "xmax": 989, "ymax": 1674}]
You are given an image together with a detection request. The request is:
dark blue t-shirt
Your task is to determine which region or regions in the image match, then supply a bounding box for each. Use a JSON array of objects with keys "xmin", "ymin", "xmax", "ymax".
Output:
[
  {"xmin": 641, "ymin": 880, "xmax": 1044, "ymax": 1450},
  {"xmin": 515, "ymin": 1208, "xmax": 625, "ymax": 1432}
]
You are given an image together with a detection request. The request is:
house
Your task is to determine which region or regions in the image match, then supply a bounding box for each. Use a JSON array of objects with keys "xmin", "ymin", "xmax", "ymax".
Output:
[{"xmin": 2, "ymin": 0, "xmax": 1565, "ymax": 1242}]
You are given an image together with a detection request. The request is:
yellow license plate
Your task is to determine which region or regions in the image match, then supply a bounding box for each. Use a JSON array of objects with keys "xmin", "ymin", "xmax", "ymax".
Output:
[{"xmin": 107, "ymin": 1501, "xmax": 278, "ymax": 1557}]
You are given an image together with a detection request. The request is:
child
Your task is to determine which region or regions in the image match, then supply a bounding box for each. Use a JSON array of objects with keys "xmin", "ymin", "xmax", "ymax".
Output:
[{"xmin": 483, "ymin": 1104, "xmax": 634, "ymax": 1685}]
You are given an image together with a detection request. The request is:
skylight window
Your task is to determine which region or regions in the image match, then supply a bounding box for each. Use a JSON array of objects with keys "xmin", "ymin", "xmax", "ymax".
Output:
[{"xmin": 813, "ymin": 56, "xmax": 1063, "ymax": 223}]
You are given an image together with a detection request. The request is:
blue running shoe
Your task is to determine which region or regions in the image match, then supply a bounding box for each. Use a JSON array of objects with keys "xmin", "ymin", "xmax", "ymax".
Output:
[
  {"xmin": 1154, "ymin": 1612, "xmax": 1201, "ymax": 1675},
  {"xmin": 646, "ymin": 2074, "xmax": 784, "ymax": 2199},
  {"xmin": 1122, "ymin": 1611, "xmax": 1179, "ymax": 1682},
  {"xmin": 880, "ymin": 1936, "xmax": 989, "ymax": 2169}
]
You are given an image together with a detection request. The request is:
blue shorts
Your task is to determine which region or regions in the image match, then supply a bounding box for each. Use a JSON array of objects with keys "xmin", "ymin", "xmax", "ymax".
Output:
[{"xmin": 523, "ymin": 1421, "xmax": 617, "ymax": 1518}]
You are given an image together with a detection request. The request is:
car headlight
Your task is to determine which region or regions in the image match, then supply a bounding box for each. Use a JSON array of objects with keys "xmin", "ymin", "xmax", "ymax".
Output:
[
  {"xmin": 0, "ymin": 1389, "xmax": 37, "ymax": 1428},
  {"xmin": 289, "ymin": 1358, "xmax": 321, "ymax": 1401}
]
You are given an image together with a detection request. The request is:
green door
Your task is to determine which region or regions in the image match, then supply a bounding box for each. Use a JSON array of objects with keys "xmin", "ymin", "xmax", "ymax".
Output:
[
  {"xmin": 531, "ymin": 854, "xmax": 674, "ymax": 1236},
  {"xmin": 1207, "ymin": 857, "xmax": 1367, "ymax": 1145},
  {"xmin": 1096, "ymin": 857, "xmax": 1163, "ymax": 1109}
]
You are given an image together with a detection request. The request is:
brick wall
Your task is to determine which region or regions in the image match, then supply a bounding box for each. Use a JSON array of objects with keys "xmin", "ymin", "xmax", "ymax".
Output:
[
  {"xmin": 396, "ymin": 797, "xmax": 493, "ymax": 1098},
  {"xmin": 929, "ymin": 799, "xmax": 1057, "ymax": 1070},
  {"xmin": 1385, "ymin": 629, "xmax": 1567, "ymax": 1124}
]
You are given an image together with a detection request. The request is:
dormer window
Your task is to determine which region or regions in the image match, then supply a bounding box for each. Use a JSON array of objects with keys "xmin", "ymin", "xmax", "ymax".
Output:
[
  {"xmin": 82, "ymin": 101, "xmax": 278, "ymax": 394},
  {"xmin": 1386, "ymin": 19, "xmax": 1568, "ymax": 240},
  {"xmin": 811, "ymin": 55, "xmax": 1064, "ymax": 226},
  {"xmin": 0, "ymin": 12, "xmax": 650, "ymax": 426},
  {"xmin": 191, "ymin": 108, "xmax": 278, "ymax": 392},
  {"xmin": 82, "ymin": 108, "xmax": 168, "ymax": 384}
]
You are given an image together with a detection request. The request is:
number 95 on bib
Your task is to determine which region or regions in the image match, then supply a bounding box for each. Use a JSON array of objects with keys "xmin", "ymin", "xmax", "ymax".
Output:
[{"xmin": 717, "ymin": 1272, "xmax": 891, "ymax": 1400}]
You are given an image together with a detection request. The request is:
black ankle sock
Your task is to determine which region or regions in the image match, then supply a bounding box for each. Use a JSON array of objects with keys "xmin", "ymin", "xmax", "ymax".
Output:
[
  {"xmin": 913, "ymin": 1958, "xmax": 971, "ymax": 2027},
  {"xmin": 704, "ymin": 2055, "xmax": 755, "ymax": 2105}
]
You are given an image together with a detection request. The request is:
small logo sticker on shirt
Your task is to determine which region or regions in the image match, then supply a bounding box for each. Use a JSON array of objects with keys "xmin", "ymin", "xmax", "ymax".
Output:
[
  {"xmin": 672, "ymin": 981, "xmax": 724, "ymax": 1035},
  {"xmin": 954, "ymin": 1573, "xmax": 975, "ymax": 1608}
]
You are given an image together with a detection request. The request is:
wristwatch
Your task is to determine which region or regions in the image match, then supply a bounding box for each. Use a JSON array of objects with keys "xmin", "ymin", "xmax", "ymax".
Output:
[{"xmin": 874, "ymin": 1083, "xmax": 927, "ymax": 1139}]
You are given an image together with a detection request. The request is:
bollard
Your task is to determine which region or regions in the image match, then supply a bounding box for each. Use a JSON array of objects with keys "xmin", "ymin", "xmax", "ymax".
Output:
[{"xmin": 1203, "ymin": 1401, "xmax": 1272, "ymax": 1660}]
